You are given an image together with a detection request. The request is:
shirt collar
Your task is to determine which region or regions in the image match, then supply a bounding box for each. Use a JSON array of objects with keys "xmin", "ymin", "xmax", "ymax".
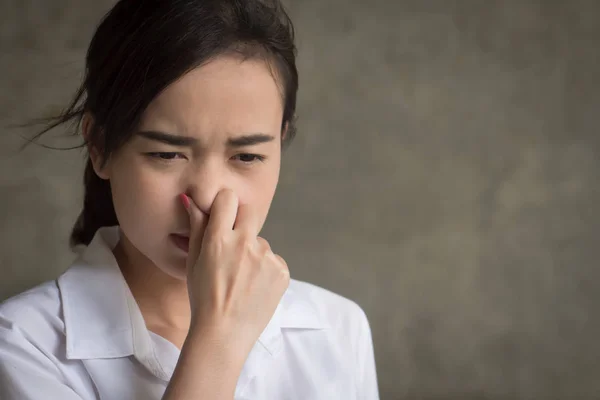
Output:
[
  {"xmin": 58, "ymin": 226, "xmax": 134, "ymax": 360},
  {"xmin": 58, "ymin": 226, "xmax": 323, "ymax": 375}
]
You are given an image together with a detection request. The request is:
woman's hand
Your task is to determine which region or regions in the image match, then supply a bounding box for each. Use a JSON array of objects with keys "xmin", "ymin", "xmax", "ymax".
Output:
[
  {"xmin": 163, "ymin": 189, "xmax": 289, "ymax": 400},
  {"xmin": 183, "ymin": 188, "xmax": 290, "ymax": 356}
]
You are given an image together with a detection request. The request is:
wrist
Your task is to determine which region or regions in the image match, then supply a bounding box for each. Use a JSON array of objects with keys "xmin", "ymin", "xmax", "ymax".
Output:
[
  {"xmin": 165, "ymin": 321, "xmax": 249, "ymax": 399},
  {"xmin": 185, "ymin": 320, "xmax": 251, "ymax": 369}
]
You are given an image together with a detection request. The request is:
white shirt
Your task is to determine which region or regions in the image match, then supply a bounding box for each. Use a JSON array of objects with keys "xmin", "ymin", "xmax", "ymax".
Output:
[{"xmin": 0, "ymin": 227, "xmax": 379, "ymax": 399}]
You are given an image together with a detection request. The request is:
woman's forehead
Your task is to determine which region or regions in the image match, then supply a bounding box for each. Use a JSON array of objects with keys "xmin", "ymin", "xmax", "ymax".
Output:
[{"xmin": 137, "ymin": 56, "xmax": 284, "ymax": 140}]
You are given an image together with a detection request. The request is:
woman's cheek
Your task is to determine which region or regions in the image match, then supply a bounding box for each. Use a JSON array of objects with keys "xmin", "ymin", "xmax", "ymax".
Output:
[
  {"xmin": 140, "ymin": 172, "xmax": 181, "ymax": 212},
  {"xmin": 111, "ymin": 163, "xmax": 162, "ymax": 216}
]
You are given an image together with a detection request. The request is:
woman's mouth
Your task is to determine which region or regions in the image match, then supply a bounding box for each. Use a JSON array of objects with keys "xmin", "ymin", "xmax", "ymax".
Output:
[{"xmin": 170, "ymin": 234, "xmax": 190, "ymax": 253}]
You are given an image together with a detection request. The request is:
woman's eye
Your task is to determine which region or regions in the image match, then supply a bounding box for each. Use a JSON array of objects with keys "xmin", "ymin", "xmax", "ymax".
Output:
[
  {"xmin": 146, "ymin": 152, "xmax": 183, "ymax": 160},
  {"xmin": 233, "ymin": 154, "xmax": 265, "ymax": 164}
]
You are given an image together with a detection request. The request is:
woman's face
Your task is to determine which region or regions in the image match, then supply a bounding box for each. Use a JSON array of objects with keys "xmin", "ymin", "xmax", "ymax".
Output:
[{"xmin": 92, "ymin": 55, "xmax": 285, "ymax": 280}]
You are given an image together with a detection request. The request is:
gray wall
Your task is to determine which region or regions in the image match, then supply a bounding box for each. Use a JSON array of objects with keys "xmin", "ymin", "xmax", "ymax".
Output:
[{"xmin": 2, "ymin": 1, "xmax": 600, "ymax": 399}]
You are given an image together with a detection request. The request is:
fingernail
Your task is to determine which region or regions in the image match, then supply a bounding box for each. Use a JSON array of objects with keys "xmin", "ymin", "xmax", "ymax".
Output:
[{"xmin": 180, "ymin": 193, "xmax": 190, "ymax": 211}]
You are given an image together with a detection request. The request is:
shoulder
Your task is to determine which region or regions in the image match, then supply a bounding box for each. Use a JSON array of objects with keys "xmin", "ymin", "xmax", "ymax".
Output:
[
  {"xmin": 0, "ymin": 278, "xmax": 99, "ymax": 398},
  {"xmin": 0, "ymin": 279, "xmax": 65, "ymax": 359},
  {"xmin": 288, "ymin": 279, "xmax": 372, "ymax": 340},
  {"xmin": 289, "ymin": 279, "xmax": 367, "ymax": 317},
  {"xmin": 0, "ymin": 279, "xmax": 63, "ymax": 328}
]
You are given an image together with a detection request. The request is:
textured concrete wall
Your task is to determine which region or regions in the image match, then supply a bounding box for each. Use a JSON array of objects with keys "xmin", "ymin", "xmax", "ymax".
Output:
[{"xmin": 2, "ymin": 1, "xmax": 600, "ymax": 399}]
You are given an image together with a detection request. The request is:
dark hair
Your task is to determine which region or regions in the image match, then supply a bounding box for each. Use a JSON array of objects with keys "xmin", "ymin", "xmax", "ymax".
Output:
[{"xmin": 25, "ymin": 0, "xmax": 299, "ymax": 248}]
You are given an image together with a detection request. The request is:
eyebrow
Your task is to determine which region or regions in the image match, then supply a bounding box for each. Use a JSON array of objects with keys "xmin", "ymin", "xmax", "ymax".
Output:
[{"xmin": 137, "ymin": 130, "xmax": 275, "ymax": 148}]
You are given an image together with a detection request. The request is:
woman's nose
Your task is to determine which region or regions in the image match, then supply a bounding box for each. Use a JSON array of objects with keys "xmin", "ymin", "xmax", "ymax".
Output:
[{"xmin": 184, "ymin": 162, "xmax": 229, "ymax": 215}]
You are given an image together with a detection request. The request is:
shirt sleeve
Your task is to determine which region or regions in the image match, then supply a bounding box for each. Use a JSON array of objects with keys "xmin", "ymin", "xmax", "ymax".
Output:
[
  {"xmin": 355, "ymin": 307, "xmax": 380, "ymax": 400},
  {"xmin": 0, "ymin": 316, "xmax": 83, "ymax": 400}
]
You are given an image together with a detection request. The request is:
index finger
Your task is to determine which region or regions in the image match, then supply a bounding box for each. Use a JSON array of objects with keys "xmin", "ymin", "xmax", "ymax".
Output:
[
  {"xmin": 205, "ymin": 189, "xmax": 239, "ymax": 239},
  {"xmin": 233, "ymin": 203, "xmax": 260, "ymax": 236}
]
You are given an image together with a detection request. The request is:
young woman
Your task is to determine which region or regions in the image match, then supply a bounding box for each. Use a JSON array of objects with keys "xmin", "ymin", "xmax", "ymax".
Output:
[{"xmin": 0, "ymin": 1, "xmax": 379, "ymax": 398}]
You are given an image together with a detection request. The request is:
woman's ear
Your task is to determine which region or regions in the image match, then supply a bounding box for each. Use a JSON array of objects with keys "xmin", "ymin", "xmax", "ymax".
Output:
[
  {"xmin": 281, "ymin": 121, "xmax": 289, "ymax": 142},
  {"xmin": 82, "ymin": 113, "xmax": 110, "ymax": 180}
]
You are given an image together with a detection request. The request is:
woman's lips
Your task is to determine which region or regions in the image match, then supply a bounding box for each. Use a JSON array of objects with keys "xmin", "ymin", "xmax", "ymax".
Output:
[{"xmin": 170, "ymin": 234, "xmax": 190, "ymax": 253}]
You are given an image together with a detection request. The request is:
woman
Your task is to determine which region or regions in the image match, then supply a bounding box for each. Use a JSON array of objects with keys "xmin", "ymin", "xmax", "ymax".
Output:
[{"xmin": 0, "ymin": 0, "xmax": 379, "ymax": 398}]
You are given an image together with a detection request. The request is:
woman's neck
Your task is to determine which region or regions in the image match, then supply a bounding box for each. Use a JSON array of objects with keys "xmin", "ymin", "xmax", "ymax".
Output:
[{"xmin": 113, "ymin": 237, "xmax": 192, "ymax": 340}]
